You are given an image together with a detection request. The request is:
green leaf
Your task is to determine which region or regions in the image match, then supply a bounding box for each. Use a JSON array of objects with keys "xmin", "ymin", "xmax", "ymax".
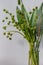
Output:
[
  {"xmin": 30, "ymin": 8, "xmax": 38, "ymax": 26},
  {"xmin": 21, "ymin": 3, "xmax": 29, "ymax": 23},
  {"xmin": 16, "ymin": 6, "xmax": 26, "ymax": 24},
  {"xmin": 3, "ymin": 26, "xmax": 6, "ymax": 30},
  {"xmin": 18, "ymin": 0, "xmax": 20, "ymax": 5},
  {"xmin": 36, "ymin": 3, "xmax": 43, "ymax": 36}
]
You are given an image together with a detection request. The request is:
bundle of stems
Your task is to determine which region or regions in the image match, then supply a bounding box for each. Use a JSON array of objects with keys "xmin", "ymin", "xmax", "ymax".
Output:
[{"xmin": 2, "ymin": 0, "xmax": 43, "ymax": 65}]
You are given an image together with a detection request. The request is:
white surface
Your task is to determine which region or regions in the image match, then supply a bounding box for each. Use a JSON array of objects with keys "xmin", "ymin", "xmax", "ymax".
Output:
[{"xmin": 0, "ymin": 0, "xmax": 43, "ymax": 65}]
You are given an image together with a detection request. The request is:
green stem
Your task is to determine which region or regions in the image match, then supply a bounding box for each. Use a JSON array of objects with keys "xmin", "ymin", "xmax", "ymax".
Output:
[
  {"xmin": 28, "ymin": 42, "xmax": 39, "ymax": 65},
  {"xmin": 6, "ymin": 30, "xmax": 24, "ymax": 37}
]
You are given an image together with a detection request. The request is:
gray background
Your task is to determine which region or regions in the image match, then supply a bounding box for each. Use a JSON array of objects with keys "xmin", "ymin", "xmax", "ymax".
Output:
[{"xmin": 0, "ymin": 0, "xmax": 43, "ymax": 65}]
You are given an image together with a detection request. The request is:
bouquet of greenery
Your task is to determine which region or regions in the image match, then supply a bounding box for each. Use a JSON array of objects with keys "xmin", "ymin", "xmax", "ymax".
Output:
[{"xmin": 2, "ymin": 0, "xmax": 43, "ymax": 65}]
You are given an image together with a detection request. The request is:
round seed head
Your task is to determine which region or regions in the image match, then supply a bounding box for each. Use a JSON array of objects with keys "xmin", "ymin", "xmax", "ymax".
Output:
[
  {"xmin": 35, "ymin": 6, "xmax": 38, "ymax": 9},
  {"xmin": 6, "ymin": 35, "xmax": 9, "ymax": 38},
  {"xmin": 7, "ymin": 21, "xmax": 11, "ymax": 25},
  {"xmin": 33, "ymin": 8, "xmax": 35, "ymax": 11},
  {"xmin": 29, "ymin": 12, "xmax": 32, "ymax": 14},
  {"xmin": 6, "ymin": 11, "xmax": 8, "ymax": 13},
  {"xmin": 7, "ymin": 22, "xmax": 10, "ymax": 25},
  {"xmin": 9, "ymin": 37, "xmax": 12, "ymax": 40},
  {"xmin": 3, "ymin": 9, "xmax": 6, "ymax": 11},
  {"xmin": 8, "ymin": 32, "xmax": 10, "ymax": 35},
  {"xmin": 12, "ymin": 15, "xmax": 14, "ymax": 18},
  {"xmin": 5, "ymin": 17, "xmax": 8, "ymax": 19},
  {"xmin": 10, "ymin": 34, "xmax": 13, "ymax": 36},
  {"xmin": 9, "ymin": 13, "xmax": 12, "ymax": 16},
  {"xmin": 3, "ymin": 32, "xmax": 6, "ymax": 35},
  {"xmin": 2, "ymin": 20, "xmax": 5, "ymax": 22}
]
